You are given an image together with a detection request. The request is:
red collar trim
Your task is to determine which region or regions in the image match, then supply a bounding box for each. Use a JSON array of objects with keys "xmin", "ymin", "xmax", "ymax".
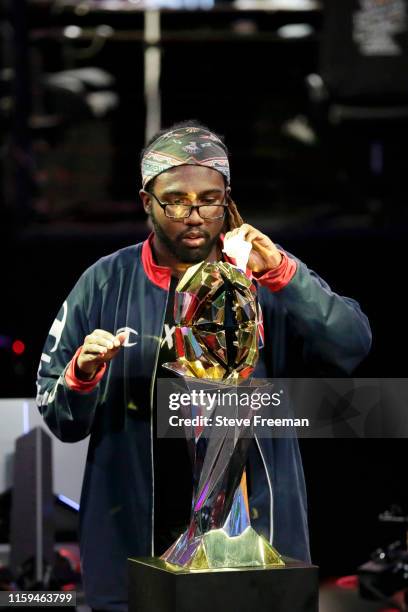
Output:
[
  {"xmin": 141, "ymin": 232, "xmax": 251, "ymax": 289},
  {"xmin": 141, "ymin": 233, "xmax": 172, "ymax": 290}
]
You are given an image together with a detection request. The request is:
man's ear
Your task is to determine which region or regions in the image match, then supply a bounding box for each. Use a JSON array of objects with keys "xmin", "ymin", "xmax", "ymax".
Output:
[{"xmin": 139, "ymin": 189, "xmax": 152, "ymax": 214}]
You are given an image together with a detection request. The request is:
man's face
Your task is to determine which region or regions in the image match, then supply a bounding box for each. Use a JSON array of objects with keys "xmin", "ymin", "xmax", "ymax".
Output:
[{"xmin": 141, "ymin": 165, "xmax": 229, "ymax": 264}]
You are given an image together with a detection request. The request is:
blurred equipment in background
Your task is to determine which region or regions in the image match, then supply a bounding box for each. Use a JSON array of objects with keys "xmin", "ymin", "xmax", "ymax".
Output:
[
  {"xmin": 2, "ymin": 425, "xmax": 82, "ymax": 597},
  {"xmin": 7, "ymin": 0, "xmax": 408, "ymax": 222},
  {"xmin": 35, "ymin": 66, "xmax": 118, "ymax": 220},
  {"xmin": 0, "ymin": 2, "xmax": 14, "ymax": 222},
  {"xmin": 318, "ymin": 506, "xmax": 408, "ymax": 611},
  {"xmin": 320, "ymin": 0, "xmax": 408, "ymax": 101},
  {"xmin": 358, "ymin": 506, "xmax": 408, "ymax": 610},
  {"xmin": 3, "ymin": 0, "xmax": 322, "ymax": 225},
  {"xmin": 305, "ymin": 0, "xmax": 408, "ymax": 214},
  {"xmin": 9, "ymin": 427, "xmax": 54, "ymax": 588},
  {"xmin": 4, "ymin": 0, "xmax": 120, "ymax": 224},
  {"xmin": 5, "ymin": 0, "xmax": 34, "ymax": 225}
]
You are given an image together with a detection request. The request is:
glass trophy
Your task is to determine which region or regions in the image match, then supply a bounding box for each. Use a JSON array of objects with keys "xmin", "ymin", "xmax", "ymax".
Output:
[{"xmin": 161, "ymin": 260, "xmax": 284, "ymax": 571}]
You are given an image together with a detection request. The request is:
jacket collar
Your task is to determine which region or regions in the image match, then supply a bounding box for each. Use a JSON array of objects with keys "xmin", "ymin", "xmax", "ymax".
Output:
[
  {"xmin": 141, "ymin": 232, "xmax": 249, "ymax": 289},
  {"xmin": 141, "ymin": 233, "xmax": 172, "ymax": 290}
]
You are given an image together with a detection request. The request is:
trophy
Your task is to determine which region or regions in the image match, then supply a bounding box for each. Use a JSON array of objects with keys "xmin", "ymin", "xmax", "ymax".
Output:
[{"xmin": 160, "ymin": 260, "xmax": 284, "ymax": 571}]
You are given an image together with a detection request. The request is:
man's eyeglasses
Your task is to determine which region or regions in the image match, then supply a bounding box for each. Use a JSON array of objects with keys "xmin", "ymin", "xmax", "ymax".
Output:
[{"xmin": 148, "ymin": 191, "xmax": 228, "ymax": 220}]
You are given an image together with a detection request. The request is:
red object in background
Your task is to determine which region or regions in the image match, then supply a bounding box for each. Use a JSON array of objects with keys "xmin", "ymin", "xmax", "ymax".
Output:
[
  {"xmin": 380, "ymin": 589, "xmax": 408, "ymax": 611},
  {"xmin": 334, "ymin": 576, "xmax": 404, "ymax": 611},
  {"xmin": 335, "ymin": 575, "xmax": 359, "ymax": 590},
  {"xmin": 59, "ymin": 547, "xmax": 80, "ymax": 573},
  {"xmin": 12, "ymin": 340, "xmax": 25, "ymax": 355}
]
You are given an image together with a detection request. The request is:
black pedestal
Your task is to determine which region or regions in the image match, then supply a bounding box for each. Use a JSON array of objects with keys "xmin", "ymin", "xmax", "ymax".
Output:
[{"xmin": 128, "ymin": 557, "xmax": 318, "ymax": 612}]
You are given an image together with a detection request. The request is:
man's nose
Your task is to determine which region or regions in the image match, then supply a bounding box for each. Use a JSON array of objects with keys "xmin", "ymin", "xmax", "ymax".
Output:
[{"xmin": 184, "ymin": 206, "xmax": 204, "ymax": 225}]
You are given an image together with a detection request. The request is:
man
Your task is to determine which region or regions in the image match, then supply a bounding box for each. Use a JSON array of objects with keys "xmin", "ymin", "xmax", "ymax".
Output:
[{"xmin": 37, "ymin": 121, "xmax": 372, "ymax": 611}]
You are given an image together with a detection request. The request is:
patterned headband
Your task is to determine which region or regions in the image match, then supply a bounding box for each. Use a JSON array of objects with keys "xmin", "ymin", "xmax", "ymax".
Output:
[{"xmin": 141, "ymin": 126, "xmax": 230, "ymax": 188}]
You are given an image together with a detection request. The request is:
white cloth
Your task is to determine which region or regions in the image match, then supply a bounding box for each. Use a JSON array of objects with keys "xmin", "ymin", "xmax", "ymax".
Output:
[{"xmin": 222, "ymin": 233, "xmax": 252, "ymax": 271}]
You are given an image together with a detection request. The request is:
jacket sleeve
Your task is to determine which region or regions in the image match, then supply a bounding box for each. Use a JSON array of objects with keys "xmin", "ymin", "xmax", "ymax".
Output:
[
  {"xmin": 36, "ymin": 266, "xmax": 103, "ymax": 442},
  {"xmin": 258, "ymin": 258, "xmax": 372, "ymax": 374}
]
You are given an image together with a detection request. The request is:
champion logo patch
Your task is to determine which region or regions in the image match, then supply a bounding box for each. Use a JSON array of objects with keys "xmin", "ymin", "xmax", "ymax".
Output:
[{"xmin": 116, "ymin": 327, "xmax": 139, "ymax": 347}]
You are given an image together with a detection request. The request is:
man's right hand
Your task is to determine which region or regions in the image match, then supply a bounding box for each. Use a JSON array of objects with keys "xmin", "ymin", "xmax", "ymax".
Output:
[{"xmin": 76, "ymin": 329, "xmax": 127, "ymax": 381}]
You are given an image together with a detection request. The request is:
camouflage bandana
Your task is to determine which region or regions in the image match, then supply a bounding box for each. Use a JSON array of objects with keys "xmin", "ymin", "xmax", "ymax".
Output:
[{"xmin": 141, "ymin": 126, "xmax": 230, "ymax": 188}]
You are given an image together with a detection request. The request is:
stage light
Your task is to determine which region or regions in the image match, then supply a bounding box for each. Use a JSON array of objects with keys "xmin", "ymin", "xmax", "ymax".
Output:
[
  {"xmin": 58, "ymin": 494, "xmax": 80, "ymax": 511},
  {"xmin": 277, "ymin": 23, "xmax": 314, "ymax": 39},
  {"xmin": 64, "ymin": 25, "xmax": 82, "ymax": 40},
  {"xmin": 12, "ymin": 340, "xmax": 25, "ymax": 355}
]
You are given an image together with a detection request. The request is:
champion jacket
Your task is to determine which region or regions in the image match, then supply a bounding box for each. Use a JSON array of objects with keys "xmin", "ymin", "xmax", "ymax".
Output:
[{"xmin": 36, "ymin": 234, "xmax": 372, "ymax": 611}]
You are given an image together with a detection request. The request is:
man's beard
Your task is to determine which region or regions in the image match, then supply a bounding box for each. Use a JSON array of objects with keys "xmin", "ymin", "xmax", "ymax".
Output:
[{"xmin": 150, "ymin": 210, "xmax": 220, "ymax": 263}]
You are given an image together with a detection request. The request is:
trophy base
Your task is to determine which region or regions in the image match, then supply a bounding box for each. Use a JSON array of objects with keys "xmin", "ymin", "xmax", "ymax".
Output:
[
  {"xmin": 161, "ymin": 526, "xmax": 285, "ymax": 569},
  {"xmin": 128, "ymin": 556, "xmax": 318, "ymax": 612}
]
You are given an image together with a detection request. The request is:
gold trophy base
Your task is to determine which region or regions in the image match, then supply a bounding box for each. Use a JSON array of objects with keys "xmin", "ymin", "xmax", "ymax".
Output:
[{"xmin": 161, "ymin": 526, "xmax": 285, "ymax": 571}]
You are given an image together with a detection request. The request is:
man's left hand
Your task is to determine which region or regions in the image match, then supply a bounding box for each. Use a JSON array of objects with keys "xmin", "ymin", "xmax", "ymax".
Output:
[{"xmin": 224, "ymin": 224, "xmax": 282, "ymax": 274}]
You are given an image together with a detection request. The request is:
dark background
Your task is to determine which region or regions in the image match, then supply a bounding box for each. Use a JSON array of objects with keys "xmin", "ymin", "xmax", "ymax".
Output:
[{"xmin": 1, "ymin": 0, "xmax": 407, "ymax": 582}]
